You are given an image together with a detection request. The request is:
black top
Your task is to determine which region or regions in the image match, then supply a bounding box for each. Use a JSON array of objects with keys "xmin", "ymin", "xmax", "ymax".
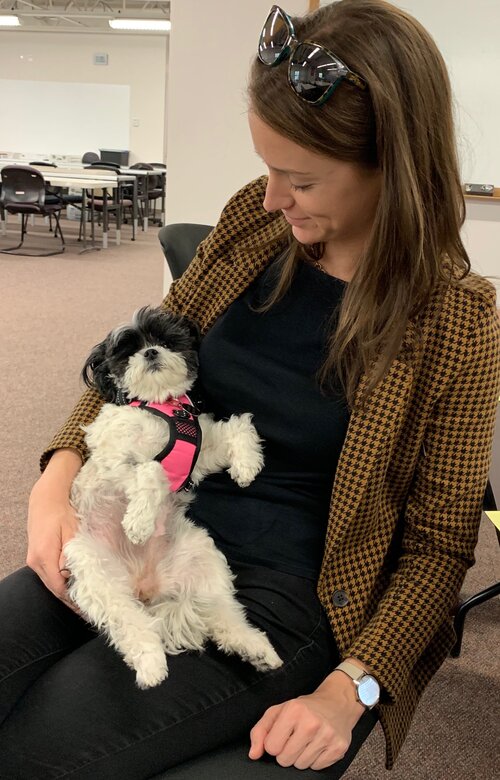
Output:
[{"xmin": 188, "ymin": 259, "xmax": 350, "ymax": 580}]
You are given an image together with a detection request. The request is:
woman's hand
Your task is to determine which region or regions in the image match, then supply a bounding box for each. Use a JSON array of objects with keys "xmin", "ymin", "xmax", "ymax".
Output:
[
  {"xmin": 26, "ymin": 448, "xmax": 82, "ymax": 607},
  {"xmin": 249, "ymin": 664, "xmax": 366, "ymax": 771}
]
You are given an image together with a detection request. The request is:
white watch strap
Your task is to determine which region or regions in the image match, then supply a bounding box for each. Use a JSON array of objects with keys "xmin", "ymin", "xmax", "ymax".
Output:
[{"xmin": 335, "ymin": 660, "xmax": 367, "ymax": 682}]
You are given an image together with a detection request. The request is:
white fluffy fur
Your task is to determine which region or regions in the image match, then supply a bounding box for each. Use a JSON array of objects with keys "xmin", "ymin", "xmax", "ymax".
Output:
[{"xmin": 66, "ymin": 399, "xmax": 282, "ymax": 689}]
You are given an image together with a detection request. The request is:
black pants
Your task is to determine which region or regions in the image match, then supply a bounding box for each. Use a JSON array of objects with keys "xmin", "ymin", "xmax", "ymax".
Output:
[{"xmin": 0, "ymin": 564, "xmax": 377, "ymax": 779}]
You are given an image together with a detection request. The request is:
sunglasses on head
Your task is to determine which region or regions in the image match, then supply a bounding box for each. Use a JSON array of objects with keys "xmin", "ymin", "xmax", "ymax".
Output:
[{"xmin": 258, "ymin": 4, "xmax": 366, "ymax": 106}]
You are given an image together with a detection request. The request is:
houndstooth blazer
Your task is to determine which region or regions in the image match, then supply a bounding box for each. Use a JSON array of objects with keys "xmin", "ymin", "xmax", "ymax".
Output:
[{"xmin": 42, "ymin": 177, "xmax": 500, "ymax": 769}]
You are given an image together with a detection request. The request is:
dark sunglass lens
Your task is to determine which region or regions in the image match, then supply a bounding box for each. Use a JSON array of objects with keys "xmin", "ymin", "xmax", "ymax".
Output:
[
  {"xmin": 289, "ymin": 43, "xmax": 347, "ymax": 102},
  {"xmin": 259, "ymin": 7, "xmax": 292, "ymax": 65}
]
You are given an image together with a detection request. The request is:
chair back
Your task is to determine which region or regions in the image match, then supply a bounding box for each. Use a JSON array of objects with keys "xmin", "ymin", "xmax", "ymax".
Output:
[
  {"xmin": 159, "ymin": 223, "xmax": 214, "ymax": 280},
  {"xmin": 82, "ymin": 151, "xmax": 100, "ymax": 164},
  {"xmin": 483, "ymin": 480, "xmax": 497, "ymax": 512},
  {"xmin": 0, "ymin": 166, "xmax": 45, "ymax": 208},
  {"xmin": 83, "ymin": 164, "xmax": 119, "ymax": 198},
  {"xmin": 87, "ymin": 162, "xmax": 121, "ymax": 171},
  {"xmin": 30, "ymin": 161, "xmax": 57, "ymax": 168},
  {"xmin": 130, "ymin": 162, "xmax": 159, "ymax": 191}
]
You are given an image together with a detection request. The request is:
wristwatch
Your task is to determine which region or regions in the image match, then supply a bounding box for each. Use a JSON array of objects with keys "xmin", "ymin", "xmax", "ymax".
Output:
[{"xmin": 335, "ymin": 661, "xmax": 380, "ymax": 709}]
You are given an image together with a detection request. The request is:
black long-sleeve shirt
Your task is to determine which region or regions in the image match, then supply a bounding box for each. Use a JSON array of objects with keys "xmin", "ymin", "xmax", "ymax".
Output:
[{"xmin": 188, "ymin": 259, "xmax": 350, "ymax": 580}]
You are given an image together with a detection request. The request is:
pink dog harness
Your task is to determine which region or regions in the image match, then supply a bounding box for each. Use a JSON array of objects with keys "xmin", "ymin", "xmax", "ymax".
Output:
[{"xmin": 129, "ymin": 395, "xmax": 202, "ymax": 492}]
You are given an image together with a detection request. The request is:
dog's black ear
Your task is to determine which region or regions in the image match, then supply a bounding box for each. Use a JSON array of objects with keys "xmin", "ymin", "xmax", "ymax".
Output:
[
  {"xmin": 82, "ymin": 340, "xmax": 117, "ymax": 402},
  {"xmin": 180, "ymin": 316, "xmax": 201, "ymax": 349}
]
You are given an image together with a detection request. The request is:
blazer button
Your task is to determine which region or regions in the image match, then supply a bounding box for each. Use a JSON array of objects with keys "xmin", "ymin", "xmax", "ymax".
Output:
[{"xmin": 332, "ymin": 590, "xmax": 349, "ymax": 607}]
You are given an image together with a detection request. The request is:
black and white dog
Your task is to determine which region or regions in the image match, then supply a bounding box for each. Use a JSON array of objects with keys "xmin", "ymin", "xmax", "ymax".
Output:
[{"xmin": 64, "ymin": 306, "xmax": 282, "ymax": 688}]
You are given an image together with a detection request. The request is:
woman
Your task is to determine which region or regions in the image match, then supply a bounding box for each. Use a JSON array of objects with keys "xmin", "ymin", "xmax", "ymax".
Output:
[{"xmin": 1, "ymin": 1, "xmax": 498, "ymax": 777}]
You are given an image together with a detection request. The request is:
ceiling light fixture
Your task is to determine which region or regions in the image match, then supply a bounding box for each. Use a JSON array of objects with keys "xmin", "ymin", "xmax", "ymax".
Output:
[
  {"xmin": 109, "ymin": 19, "xmax": 171, "ymax": 31},
  {"xmin": 0, "ymin": 15, "xmax": 20, "ymax": 26}
]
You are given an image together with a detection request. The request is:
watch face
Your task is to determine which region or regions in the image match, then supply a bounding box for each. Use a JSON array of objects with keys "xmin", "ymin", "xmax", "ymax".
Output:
[{"xmin": 358, "ymin": 675, "xmax": 380, "ymax": 707}]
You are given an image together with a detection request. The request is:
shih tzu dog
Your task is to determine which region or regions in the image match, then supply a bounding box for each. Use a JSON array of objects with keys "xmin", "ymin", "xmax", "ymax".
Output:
[{"xmin": 64, "ymin": 306, "xmax": 282, "ymax": 688}]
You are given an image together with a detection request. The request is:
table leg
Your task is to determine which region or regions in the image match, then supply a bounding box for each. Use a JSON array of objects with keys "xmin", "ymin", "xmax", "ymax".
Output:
[
  {"xmin": 161, "ymin": 172, "xmax": 166, "ymax": 227},
  {"xmin": 78, "ymin": 188, "xmax": 100, "ymax": 255},
  {"xmin": 115, "ymin": 185, "xmax": 121, "ymax": 246},
  {"xmin": 102, "ymin": 188, "xmax": 108, "ymax": 249},
  {"xmin": 81, "ymin": 189, "xmax": 87, "ymax": 250},
  {"xmin": 144, "ymin": 173, "xmax": 149, "ymax": 232},
  {"xmin": 91, "ymin": 191, "xmax": 96, "ymax": 245},
  {"xmin": 132, "ymin": 177, "xmax": 138, "ymax": 241}
]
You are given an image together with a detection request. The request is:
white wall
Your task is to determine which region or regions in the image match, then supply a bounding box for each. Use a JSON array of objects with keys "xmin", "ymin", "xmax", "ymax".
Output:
[
  {"xmin": 165, "ymin": 0, "xmax": 499, "ymax": 301},
  {"xmin": 165, "ymin": 0, "xmax": 307, "ymax": 229},
  {"xmin": 0, "ymin": 32, "xmax": 168, "ymax": 164}
]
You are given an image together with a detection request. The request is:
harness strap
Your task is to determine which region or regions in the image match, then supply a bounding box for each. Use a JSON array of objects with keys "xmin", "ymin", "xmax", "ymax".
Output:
[{"xmin": 130, "ymin": 397, "xmax": 202, "ymax": 492}]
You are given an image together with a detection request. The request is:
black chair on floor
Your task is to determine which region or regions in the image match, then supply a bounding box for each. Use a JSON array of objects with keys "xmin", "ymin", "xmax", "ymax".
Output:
[
  {"xmin": 29, "ymin": 161, "xmax": 83, "ymax": 227},
  {"xmin": 451, "ymin": 479, "xmax": 500, "ymax": 657},
  {"xmin": 88, "ymin": 161, "xmax": 121, "ymax": 171},
  {"xmin": 29, "ymin": 161, "xmax": 62, "ymax": 231},
  {"xmin": 129, "ymin": 162, "xmax": 163, "ymax": 226},
  {"xmin": 0, "ymin": 166, "xmax": 65, "ymax": 255},
  {"xmin": 83, "ymin": 163, "xmax": 132, "ymax": 240},
  {"xmin": 159, "ymin": 222, "xmax": 213, "ymax": 279}
]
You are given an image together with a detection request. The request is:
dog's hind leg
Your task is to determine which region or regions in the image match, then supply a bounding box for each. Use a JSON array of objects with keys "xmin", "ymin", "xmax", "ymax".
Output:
[
  {"xmin": 205, "ymin": 592, "xmax": 283, "ymax": 672},
  {"xmin": 64, "ymin": 534, "xmax": 169, "ymax": 689}
]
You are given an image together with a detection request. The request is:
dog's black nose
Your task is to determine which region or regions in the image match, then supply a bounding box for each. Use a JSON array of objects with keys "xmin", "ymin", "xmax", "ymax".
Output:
[{"xmin": 144, "ymin": 348, "xmax": 159, "ymax": 360}]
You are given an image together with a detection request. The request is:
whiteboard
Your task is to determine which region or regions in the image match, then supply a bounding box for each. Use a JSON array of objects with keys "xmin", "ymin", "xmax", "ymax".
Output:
[
  {"xmin": 318, "ymin": 0, "xmax": 500, "ymax": 185},
  {"xmin": 0, "ymin": 79, "xmax": 130, "ymax": 157}
]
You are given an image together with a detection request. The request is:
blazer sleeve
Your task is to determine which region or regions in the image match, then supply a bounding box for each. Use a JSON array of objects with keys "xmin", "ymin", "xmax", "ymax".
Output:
[{"xmin": 345, "ymin": 296, "xmax": 500, "ymax": 701}]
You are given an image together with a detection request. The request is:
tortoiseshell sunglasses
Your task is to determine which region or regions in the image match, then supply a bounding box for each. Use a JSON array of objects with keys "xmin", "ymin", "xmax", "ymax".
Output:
[{"xmin": 258, "ymin": 4, "xmax": 366, "ymax": 106}]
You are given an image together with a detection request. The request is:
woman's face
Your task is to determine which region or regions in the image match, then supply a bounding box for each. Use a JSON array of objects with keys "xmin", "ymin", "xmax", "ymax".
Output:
[{"xmin": 248, "ymin": 111, "xmax": 381, "ymax": 254}]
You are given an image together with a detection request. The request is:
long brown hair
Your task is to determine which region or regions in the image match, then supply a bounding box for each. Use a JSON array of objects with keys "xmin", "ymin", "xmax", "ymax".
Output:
[{"xmin": 248, "ymin": 0, "xmax": 471, "ymax": 409}]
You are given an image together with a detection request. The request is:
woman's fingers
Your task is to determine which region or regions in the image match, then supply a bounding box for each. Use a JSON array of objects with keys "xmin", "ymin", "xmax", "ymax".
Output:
[
  {"xmin": 26, "ymin": 533, "xmax": 67, "ymax": 599},
  {"xmin": 249, "ymin": 704, "xmax": 284, "ymax": 759},
  {"xmin": 250, "ymin": 692, "xmax": 354, "ymax": 771}
]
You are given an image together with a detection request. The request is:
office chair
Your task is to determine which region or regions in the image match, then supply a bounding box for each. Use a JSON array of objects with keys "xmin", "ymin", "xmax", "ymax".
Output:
[
  {"xmin": 29, "ymin": 161, "xmax": 62, "ymax": 230},
  {"xmin": 28, "ymin": 161, "xmax": 83, "ymax": 222},
  {"xmin": 81, "ymin": 151, "xmax": 100, "ymax": 164},
  {"xmin": 88, "ymin": 161, "xmax": 121, "ymax": 171},
  {"xmin": 82, "ymin": 164, "xmax": 132, "ymax": 239},
  {"xmin": 159, "ymin": 222, "xmax": 213, "ymax": 279},
  {"xmin": 127, "ymin": 162, "xmax": 163, "ymax": 226},
  {"xmin": 0, "ymin": 165, "xmax": 65, "ymax": 255},
  {"xmin": 451, "ymin": 479, "xmax": 499, "ymax": 657}
]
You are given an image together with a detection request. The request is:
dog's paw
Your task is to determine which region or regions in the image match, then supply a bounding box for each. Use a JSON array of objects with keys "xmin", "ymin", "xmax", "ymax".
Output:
[
  {"xmin": 226, "ymin": 413, "xmax": 264, "ymax": 487},
  {"xmin": 228, "ymin": 464, "xmax": 261, "ymax": 489},
  {"xmin": 122, "ymin": 511, "xmax": 155, "ymax": 545},
  {"xmin": 244, "ymin": 637, "xmax": 283, "ymax": 673},
  {"xmin": 218, "ymin": 626, "xmax": 283, "ymax": 672},
  {"xmin": 134, "ymin": 648, "xmax": 169, "ymax": 689}
]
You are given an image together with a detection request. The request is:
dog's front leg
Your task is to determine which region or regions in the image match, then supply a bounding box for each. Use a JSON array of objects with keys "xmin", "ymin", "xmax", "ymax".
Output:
[
  {"xmin": 65, "ymin": 533, "xmax": 169, "ymax": 688},
  {"xmin": 122, "ymin": 461, "xmax": 171, "ymax": 545},
  {"xmin": 193, "ymin": 413, "xmax": 264, "ymax": 488}
]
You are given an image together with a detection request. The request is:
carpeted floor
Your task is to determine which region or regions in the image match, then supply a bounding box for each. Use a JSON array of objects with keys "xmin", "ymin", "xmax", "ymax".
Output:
[{"xmin": 0, "ymin": 216, "xmax": 499, "ymax": 779}]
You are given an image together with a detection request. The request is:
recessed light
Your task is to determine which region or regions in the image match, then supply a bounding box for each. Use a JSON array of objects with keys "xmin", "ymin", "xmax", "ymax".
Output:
[
  {"xmin": 0, "ymin": 15, "xmax": 20, "ymax": 26},
  {"xmin": 109, "ymin": 19, "xmax": 171, "ymax": 31}
]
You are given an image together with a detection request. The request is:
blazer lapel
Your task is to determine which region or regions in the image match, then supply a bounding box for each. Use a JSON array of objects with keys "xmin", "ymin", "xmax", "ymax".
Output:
[{"xmin": 325, "ymin": 357, "xmax": 414, "ymax": 548}]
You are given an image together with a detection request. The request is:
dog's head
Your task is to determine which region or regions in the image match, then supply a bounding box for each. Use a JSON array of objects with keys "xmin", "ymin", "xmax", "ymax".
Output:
[{"xmin": 82, "ymin": 306, "xmax": 201, "ymax": 403}]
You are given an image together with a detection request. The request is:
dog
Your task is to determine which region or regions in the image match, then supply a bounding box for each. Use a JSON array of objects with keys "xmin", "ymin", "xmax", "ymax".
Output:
[{"xmin": 64, "ymin": 305, "xmax": 282, "ymax": 688}]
